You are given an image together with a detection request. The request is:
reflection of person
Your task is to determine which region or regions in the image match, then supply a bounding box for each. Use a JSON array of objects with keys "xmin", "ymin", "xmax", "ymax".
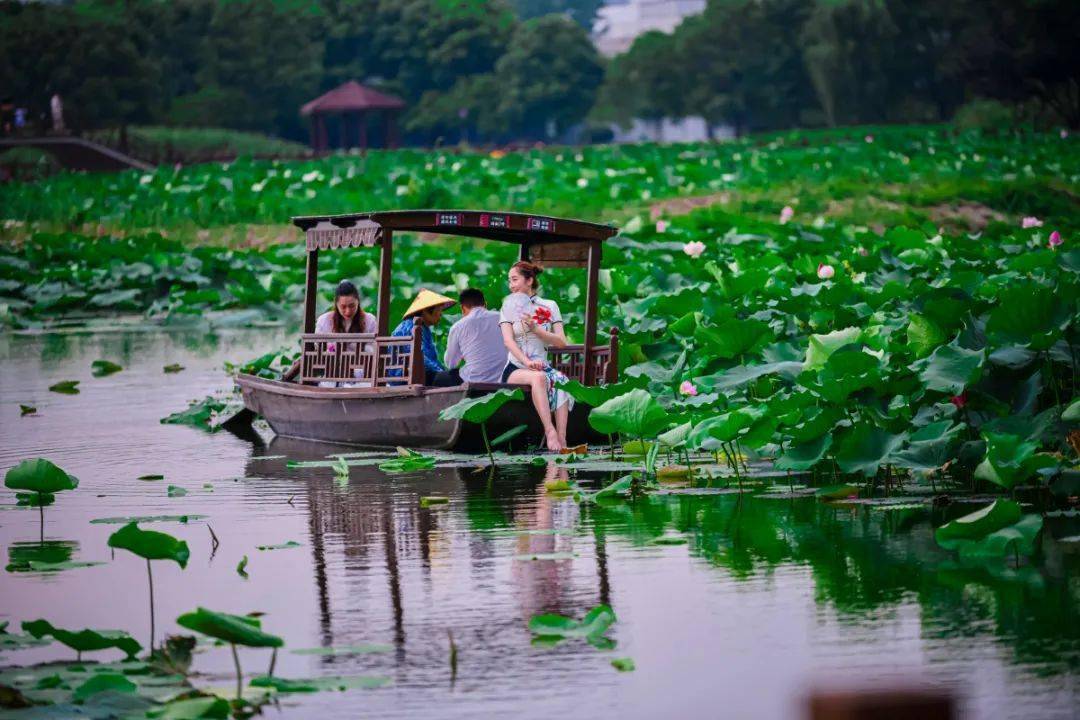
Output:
[
  {"xmin": 499, "ymin": 261, "xmax": 572, "ymax": 452},
  {"xmin": 444, "ymin": 288, "xmax": 506, "ymax": 384},
  {"xmin": 392, "ymin": 289, "xmax": 457, "ymax": 386},
  {"xmin": 512, "ymin": 461, "xmax": 578, "ymax": 620},
  {"xmin": 50, "ymin": 94, "xmax": 64, "ymax": 134}
]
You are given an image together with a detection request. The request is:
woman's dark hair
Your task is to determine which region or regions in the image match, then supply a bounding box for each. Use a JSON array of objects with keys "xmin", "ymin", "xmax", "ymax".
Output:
[
  {"xmin": 511, "ymin": 260, "xmax": 543, "ymax": 290},
  {"xmin": 331, "ymin": 280, "xmax": 365, "ymax": 333}
]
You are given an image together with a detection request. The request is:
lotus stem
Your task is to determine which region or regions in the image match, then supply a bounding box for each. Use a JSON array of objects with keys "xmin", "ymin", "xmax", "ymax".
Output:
[
  {"xmin": 608, "ymin": 434, "xmax": 615, "ymax": 461},
  {"xmin": 448, "ymin": 629, "xmax": 458, "ymax": 683},
  {"xmin": 231, "ymin": 643, "xmax": 242, "ymax": 700},
  {"xmin": 480, "ymin": 422, "xmax": 494, "ymax": 466},
  {"xmin": 267, "ymin": 647, "xmax": 277, "ymax": 679},
  {"xmin": 38, "ymin": 496, "xmax": 44, "ymax": 543},
  {"xmin": 147, "ymin": 559, "xmax": 155, "ymax": 653}
]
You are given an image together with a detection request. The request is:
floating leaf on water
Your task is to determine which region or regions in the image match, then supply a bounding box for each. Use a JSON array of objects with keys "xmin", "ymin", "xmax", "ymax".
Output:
[
  {"xmin": 236, "ymin": 556, "xmax": 248, "ymax": 579},
  {"xmin": 167, "ymin": 485, "xmax": 188, "ymax": 497},
  {"xmin": 249, "ymin": 674, "xmax": 391, "ymax": 693},
  {"xmin": 139, "ymin": 474, "xmax": 165, "ymax": 481},
  {"xmin": 150, "ymin": 696, "xmax": 230, "ymax": 719},
  {"xmin": 611, "ymin": 657, "xmax": 636, "ymax": 672},
  {"xmin": 19, "ymin": 404, "xmax": 36, "ymax": 416},
  {"xmin": 90, "ymin": 360, "xmax": 123, "ymax": 378},
  {"xmin": 290, "ymin": 644, "xmax": 393, "ymax": 656},
  {"xmin": 656, "ymin": 464, "xmax": 692, "ymax": 479},
  {"xmin": 650, "ymin": 536, "xmax": 688, "ymax": 545},
  {"xmin": 869, "ymin": 503, "xmax": 928, "ymax": 511},
  {"xmin": 420, "ymin": 496, "xmax": 449, "ymax": 508},
  {"xmin": 163, "ymin": 364, "xmax": 186, "ymax": 374},
  {"xmin": 544, "ymin": 479, "xmax": 571, "ymax": 492},
  {"xmin": 49, "ymin": 380, "xmax": 80, "ymax": 394},
  {"xmin": 332, "ymin": 456, "xmax": 350, "ymax": 477},
  {"xmin": 72, "ymin": 672, "xmax": 137, "ymax": 701},
  {"xmin": 935, "ymin": 499, "xmax": 1022, "ymax": 550},
  {"xmin": 91, "ymin": 514, "xmax": 205, "ymax": 525},
  {"xmin": 379, "ymin": 455, "xmax": 437, "ymax": 473},
  {"xmin": 528, "ymin": 605, "xmax": 616, "ymax": 641},
  {"xmin": 256, "ymin": 541, "xmax": 301, "ymax": 551},
  {"xmin": 815, "ymin": 484, "xmax": 860, "ymax": 500},
  {"xmin": 28, "ymin": 560, "xmax": 106, "ymax": 572}
]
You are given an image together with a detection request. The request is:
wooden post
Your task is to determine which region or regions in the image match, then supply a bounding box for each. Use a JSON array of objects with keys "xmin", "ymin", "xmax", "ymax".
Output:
[
  {"xmin": 582, "ymin": 240, "xmax": 601, "ymax": 384},
  {"xmin": 408, "ymin": 322, "xmax": 426, "ymax": 386},
  {"xmin": 338, "ymin": 112, "xmax": 347, "ymax": 149},
  {"xmin": 386, "ymin": 110, "xmax": 399, "ymax": 149},
  {"xmin": 303, "ymin": 249, "xmax": 319, "ymax": 333},
  {"xmin": 519, "ymin": 242, "xmax": 529, "ymax": 262},
  {"xmin": 358, "ymin": 110, "xmax": 368, "ymax": 150},
  {"xmin": 605, "ymin": 327, "xmax": 619, "ymax": 384},
  {"xmin": 376, "ymin": 230, "xmax": 393, "ymax": 336}
]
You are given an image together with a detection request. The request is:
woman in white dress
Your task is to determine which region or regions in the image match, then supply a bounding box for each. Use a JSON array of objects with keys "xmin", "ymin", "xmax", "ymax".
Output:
[
  {"xmin": 284, "ymin": 280, "xmax": 377, "ymax": 384},
  {"xmin": 499, "ymin": 261, "xmax": 573, "ymax": 452}
]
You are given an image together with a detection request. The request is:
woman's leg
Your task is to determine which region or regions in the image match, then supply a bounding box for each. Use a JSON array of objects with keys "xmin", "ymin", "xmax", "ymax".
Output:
[
  {"xmin": 507, "ymin": 368, "xmax": 561, "ymax": 451},
  {"xmin": 554, "ymin": 401, "xmax": 569, "ymax": 449}
]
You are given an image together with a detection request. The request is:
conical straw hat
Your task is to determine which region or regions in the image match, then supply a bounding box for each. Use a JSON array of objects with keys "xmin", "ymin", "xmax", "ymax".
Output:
[{"xmin": 403, "ymin": 289, "xmax": 456, "ymax": 318}]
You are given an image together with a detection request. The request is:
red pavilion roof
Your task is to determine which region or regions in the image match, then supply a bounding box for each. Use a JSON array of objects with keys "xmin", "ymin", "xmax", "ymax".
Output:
[{"xmin": 300, "ymin": 81, "xmax": 405, "ymax": 115}]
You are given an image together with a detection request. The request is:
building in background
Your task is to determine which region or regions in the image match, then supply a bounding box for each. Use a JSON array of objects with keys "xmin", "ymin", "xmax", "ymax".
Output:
[{"xmin": 592, "ymin": 0, "xmax": 705, "ymax": 57}]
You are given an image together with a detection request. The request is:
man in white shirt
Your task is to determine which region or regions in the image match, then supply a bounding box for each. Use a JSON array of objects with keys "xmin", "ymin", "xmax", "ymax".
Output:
[{"xmin": 442, "ymin": 289, "xmax": 507, "ymax": 385}]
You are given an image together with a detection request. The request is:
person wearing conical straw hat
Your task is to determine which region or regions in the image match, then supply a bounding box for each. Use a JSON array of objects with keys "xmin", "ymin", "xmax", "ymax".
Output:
[{"xmin": 391, "ymin": 289, "xmax": 458, "ymax": 386}]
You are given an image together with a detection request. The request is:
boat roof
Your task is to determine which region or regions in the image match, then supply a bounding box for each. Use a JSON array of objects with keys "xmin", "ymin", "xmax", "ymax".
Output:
[{"xmin": 292, "ymin": 209, "xmax": 618, "ymax": 249}]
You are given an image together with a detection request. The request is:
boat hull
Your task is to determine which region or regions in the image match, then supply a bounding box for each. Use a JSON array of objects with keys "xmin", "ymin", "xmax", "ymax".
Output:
[{"xmin": 235, "ymin": 375, "xmax": 599, "ymax": 451}]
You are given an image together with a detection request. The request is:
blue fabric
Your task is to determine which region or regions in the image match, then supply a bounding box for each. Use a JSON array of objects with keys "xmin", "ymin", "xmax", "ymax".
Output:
[{"xmin": 391, "ymin": 317, "xmax": 446, "ymax": 374}]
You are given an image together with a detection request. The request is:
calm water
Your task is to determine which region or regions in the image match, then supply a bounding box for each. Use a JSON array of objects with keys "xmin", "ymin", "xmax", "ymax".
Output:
[{"xmin": 1, "ymin": 329, "xmax": 1078, "ymax": 719}]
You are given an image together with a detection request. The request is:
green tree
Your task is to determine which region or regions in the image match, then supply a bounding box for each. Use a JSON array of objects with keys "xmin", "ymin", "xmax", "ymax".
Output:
[
  {"xmin": 509, "ymin": 0, "xmax": 605, "ymax": 29},
  {"xmin": 494, "ymin": 14, "xmax": 604, "ymax": 139}
]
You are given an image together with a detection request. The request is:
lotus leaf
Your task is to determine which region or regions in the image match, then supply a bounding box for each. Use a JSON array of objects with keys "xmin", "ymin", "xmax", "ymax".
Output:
[
  {"xmin": 22, "ymin": 620, "xmax": 142, "ymax": 658},
  {"xmin": 588, "ymin": 389, "xmax": 669, "ymax": 439},
  {"xmin": 803, "ymin": 327, "xmax": 862, "ymax": 370},
  {"xmin": 986, "ymin": 284, "xmax": 1071, "ymax": 351},
  {"xmin": 150, "ymin": 696, "xmax": 230, "ymax": 719},
  {"xmin": 832, "ymin": 424, "xmax": 906, "ymax": 476},
  {"xmin": 91, "ymin": 360, "xmax": 123, "ymax": 377},
  {"xmin": 49, "ymin": 380, "xmax": 80, "ymax": 394},
  {"xmin": 438, "ymin": 389, "xmax": 524, "ymax": 424},
  {"xmin": 775, "ymin": 434, "xmax": 832, "ymax": 471},
  {"xmin": 935, "ymin": 500, "xmax": 1022, "ymax": 550},
  {"xmin": 249, "ymin": 675, "xmax": 391, "ymax": 692},
  {"xmin": 528, "ymin": 605, "xmax": 616, "ymax": 640},
  {"xmin": 108, "ymin": 523, "xmax": 190, "ymax": 567},
  {"xmin": 4, "ymin": 458, "xmax": 78, "ymax": 494},
  {"xmin": 611, "ymin": 658, "xmax": 636, "ymax": 672},
  {"xmin": 175, "ymin": 608, "xmax": 283, "ymax": 648},
  {"xmin": 974, "ymin": 431, "xmax": 1058, "ymax": 490},
  {"xmin": 695, "ymin": 318, "xmax": 774, "ymax": 359},
  {"xmin": 957, "ymin": 514, "xmax": 1043, "ymax": 561},
  {"xmin": 72, "ymin": 673, "xmax": 137, "ymax": 701},
  {"xmin": 915, "ymin": 340, "xmax": 984, "ymax": 394}
]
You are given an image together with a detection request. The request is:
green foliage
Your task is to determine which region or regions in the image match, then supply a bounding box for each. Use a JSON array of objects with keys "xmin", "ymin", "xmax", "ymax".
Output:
[
  {"xmin": 935, "ymin": 500, "xmax": 1043, "ymax": 561},
  {"xmin": 5, "ymin": 458, "xmax": 79, "ymax": 494},
  {"xmin": 528, "ymin": 605, "xmax": 616, "ymax": 640},
  {"xmin": 438, "ymin": 389, "xmax": 524, "ymax": 424},
  {"xmin": 588, "ymin": 389, "xmax": 669, "ymax": 439},
  {"xmin": 175, "ymin": 608, "xmax": 283, "ymax": 648},
  {"xmin": 22, "ymin": 620, "xmax": 141, "ymax": 658},
  {"xmin": 107, "ymin": 523, "xmax": 190, "ymax": 568}
]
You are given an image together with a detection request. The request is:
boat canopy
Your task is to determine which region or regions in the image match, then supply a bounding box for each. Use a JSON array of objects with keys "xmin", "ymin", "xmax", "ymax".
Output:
[{"xmin": 293, "ymin": 209, "xmax": 618, "ymax": 383}]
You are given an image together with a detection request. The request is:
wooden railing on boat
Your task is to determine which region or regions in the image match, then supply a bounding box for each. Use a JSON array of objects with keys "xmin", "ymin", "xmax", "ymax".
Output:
[{"xmin": 298, "ymin": 326, "xmax": 619, "ymax": 387}]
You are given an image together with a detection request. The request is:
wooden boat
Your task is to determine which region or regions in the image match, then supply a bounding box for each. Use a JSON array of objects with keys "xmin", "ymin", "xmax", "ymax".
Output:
[{"xmin": 236, "ymin": 209, "xmax": 620, "ymax": 450}]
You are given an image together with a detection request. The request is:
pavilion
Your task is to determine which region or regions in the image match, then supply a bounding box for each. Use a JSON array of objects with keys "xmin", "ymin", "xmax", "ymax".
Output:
[{"xmin": 300, "ymin": 81, "xmax": 405, "ymax": 152}]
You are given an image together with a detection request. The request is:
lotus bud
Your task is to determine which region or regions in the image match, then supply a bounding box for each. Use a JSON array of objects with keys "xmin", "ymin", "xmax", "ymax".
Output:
[
  {"xmin": 655, "ymin": 220, "xmax": 668, "ymax": 233},
  {"xmin": 816, "ymin": 263, "xmax": 835, "ymax": 280},
  {"xmin": 678, "ymin": 380, "xmax": 698, "ymax": 397},
  {"xmin": 1049, "ymin": 231, "xmax": 1063, "ymax": 248},
  {"xmin": 779, "ymin": 206, "xmax": 794, "ymax": 225}
]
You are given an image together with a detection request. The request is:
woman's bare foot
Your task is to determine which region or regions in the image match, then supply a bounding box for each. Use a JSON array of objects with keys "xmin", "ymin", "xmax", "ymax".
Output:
[{"xmin": 544, "ymin": 427, "xmax": 563, "ymax": 453}]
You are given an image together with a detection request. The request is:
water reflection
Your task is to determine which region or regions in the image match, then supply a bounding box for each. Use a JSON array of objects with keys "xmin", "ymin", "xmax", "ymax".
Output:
[{"xmin": 244, "ymin": 436, "xmax": 1080, "ymax": 692}]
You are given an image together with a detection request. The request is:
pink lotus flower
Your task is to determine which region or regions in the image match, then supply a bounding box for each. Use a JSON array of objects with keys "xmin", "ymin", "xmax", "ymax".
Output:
[
  {"xmin": 865, "ymin": 134, "xmax": 874, "ymax": 143},
  {"xmin": 1062, "ymin": 129, "xmax": 1069, "ymax": 140},
  {"xmin": 1022, "ymin": 216, "xmax": 1043, "ymax": 229},
  {"xmin": 950, "ymin": 393, "xmax": 967, "ymax": 410},
  {"xmin": 655, "ymin": 220, "xmax": 668, "ymax": 233},
  {"xmin": 856, "ymin": 247, "xmax": 869, "ymax": 257},
  {"xmin": 679, "ymin": 380, "xmax": 698, "ymax": 396},
  {"xmin": 682, "ymin": 241, "xmax": 706, "ymax": 258},
  {"xmin": 1049, "ymin": 230, "xmax": 1063, "ymax": 248},
  {"xmin": 817, "ymin": 263, "xmax": 835, "ymax": 280},
  {"xmin": 779, "ymin": 206, "xmax": 794, "ymax": 225}
]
